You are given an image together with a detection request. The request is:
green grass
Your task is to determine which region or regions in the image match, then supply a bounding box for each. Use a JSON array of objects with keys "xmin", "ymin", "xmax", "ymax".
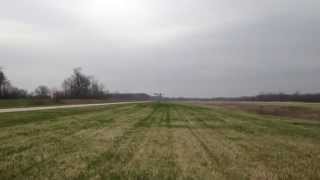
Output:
[{"xmin": 0, "ymin": 102, "xmax": 319, "ymax": 180}]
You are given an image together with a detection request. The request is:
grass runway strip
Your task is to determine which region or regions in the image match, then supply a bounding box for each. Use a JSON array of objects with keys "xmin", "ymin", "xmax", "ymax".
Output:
[{"xmin": 0, "ymin": 102, "xmax": 319, "ymax": 180}]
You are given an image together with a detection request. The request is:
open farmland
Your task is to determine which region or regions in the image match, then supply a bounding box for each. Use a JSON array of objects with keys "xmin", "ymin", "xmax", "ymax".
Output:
[
  {"xmin": 192, "ymin": 101, "xmax": 320, "ymax": 122},
  {"xmin": 0, "ymin": 102, "xmax": 319, "ymax": 180}
]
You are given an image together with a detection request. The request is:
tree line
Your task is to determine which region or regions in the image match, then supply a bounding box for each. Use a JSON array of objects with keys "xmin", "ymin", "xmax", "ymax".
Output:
[
  {"xmin": 225, "ymin": 93, "xmax": 320, "ymax": 102},
  {"xmin": 168, "ymin": 93, "xmax": 320, "ymax": 103},
  {"xmin": 208, "ymin": 92, "xmax": 320, "ymax": 102},
  {"xmin": 0, "ymin": 67, "xmax": 108, "ymax": 99},
  {"xmin": 0, "ymin": 68, "xmax": 27, "ymax": 99},
  {"xmin": 59, "ymin": 68, "xmax": 107, "ymax": 99}
]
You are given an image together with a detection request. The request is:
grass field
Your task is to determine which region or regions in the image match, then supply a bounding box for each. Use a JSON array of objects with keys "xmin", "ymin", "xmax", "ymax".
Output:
[{"xmin": 0, "ymin": 102, "xmax": 319, "ymax": 180}]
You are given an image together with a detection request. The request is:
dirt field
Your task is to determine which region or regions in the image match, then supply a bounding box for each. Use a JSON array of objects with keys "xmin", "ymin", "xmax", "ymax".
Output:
[
  {"xmin": 0, "ymin": 102, "xmax": 319, "ymax": 180},
  {"xmin": 192, "ymin": 101, "xmax": 320, "ymax": 122}
]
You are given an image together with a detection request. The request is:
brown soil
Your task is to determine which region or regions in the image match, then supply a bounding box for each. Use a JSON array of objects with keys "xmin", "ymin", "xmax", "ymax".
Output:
[{"xmin": 201, "ymin": 102, "xmax": 320, "ymax": 121}]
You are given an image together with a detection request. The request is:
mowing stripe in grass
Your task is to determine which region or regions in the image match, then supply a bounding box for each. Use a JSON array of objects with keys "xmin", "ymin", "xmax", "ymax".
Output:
[
  {"xmin": 0, "ymin": 104, "xmax": 150, "ymax": 180},
  {"xmin": 115, "ymin": 103, "xmax": 180, "ymax": 180},
  {"xmin": 12, "ymin": 105, "xmax": 146, "ymax": 179},
  {"xmin": 173, "ymin": 106, "xmax": 222, "ymax": 175},
  {"xmin": 74, "ymin": 103, "xmax": 162, "ymax": 179}
]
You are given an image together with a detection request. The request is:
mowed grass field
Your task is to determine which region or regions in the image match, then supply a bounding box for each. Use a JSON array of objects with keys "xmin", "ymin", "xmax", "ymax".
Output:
[{"xmin": 0, "ymin": 102, "xmax": 320, "ymax": 180}]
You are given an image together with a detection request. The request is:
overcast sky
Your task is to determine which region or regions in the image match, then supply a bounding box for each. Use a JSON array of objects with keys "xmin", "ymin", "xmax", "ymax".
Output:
[{"xmin": 1, "ymin": 0, "xmax": 319, "ymax": 97}]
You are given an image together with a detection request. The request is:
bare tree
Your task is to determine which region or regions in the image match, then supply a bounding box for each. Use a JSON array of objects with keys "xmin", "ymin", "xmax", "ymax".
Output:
[
  {"xmin": 0, "ymin": 68, "xmax": 27, "ymax": 99},
  {"xmin": 0, "ymin": 67, "xmax": 6, "ymax": 98},
  {"xmin": 34, "ymin": 85, "xmax": 50, "ymax": 98},
  {"xmin": 90, "ymin": 79, "xmax": 105, "ymax": 98},
  {"xmin": 72, "ymin": 68, "xmax": 91, "ymax": 97},
  {"xmin": 62, "ymin": 68, "xmax": 107, "ymax": 98},
  {"xmin": 62, "ymin": 77, "xmax": 73, "ymax": 97}
]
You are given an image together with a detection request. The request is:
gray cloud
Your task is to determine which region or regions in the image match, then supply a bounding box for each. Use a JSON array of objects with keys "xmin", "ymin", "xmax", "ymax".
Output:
[{"xmin": 1, "ymin": 0, "xmax": 319, "ymax": 97}]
